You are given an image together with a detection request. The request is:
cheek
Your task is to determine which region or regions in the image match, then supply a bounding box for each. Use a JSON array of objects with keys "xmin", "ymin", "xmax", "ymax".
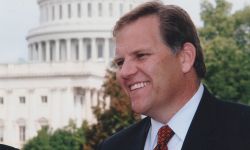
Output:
[
  {"xmin": 148, "ymin": 59, "xmax": 175, "ymax": 90},
  {"xmin": 148, "ymin": 59, "xmax": 168, "ymax": 79},
  {"xmin": 116, "ymin": 73, "xmax": 128, "ymax": 92},
  {"xmin": 142, "ymin": 61, "xmax": 165, "ymax": 92},
  {"xmin": 116, "ymin": 72, "xmax": 120, "ymax": 80}
]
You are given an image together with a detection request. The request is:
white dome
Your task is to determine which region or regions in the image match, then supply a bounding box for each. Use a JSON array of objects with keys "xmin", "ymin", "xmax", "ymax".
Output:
[{"xmin": 26, "ymin": 0, "xmax": 146, "ymax": 64}]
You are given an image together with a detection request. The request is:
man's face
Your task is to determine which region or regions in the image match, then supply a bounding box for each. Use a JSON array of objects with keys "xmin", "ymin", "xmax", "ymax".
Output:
[{"xmin": 115, "ymin": 15, "xmax": 184, "ymax": 117}]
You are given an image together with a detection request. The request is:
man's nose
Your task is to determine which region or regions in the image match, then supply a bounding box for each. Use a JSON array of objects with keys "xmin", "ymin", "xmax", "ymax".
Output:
[{"xmin": 119, "ymin": 60, "xmax": 137, "ymax": 79}]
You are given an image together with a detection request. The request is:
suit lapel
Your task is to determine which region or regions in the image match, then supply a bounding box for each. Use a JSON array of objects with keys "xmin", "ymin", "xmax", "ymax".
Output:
[
  {"xmin": 130, "ymin": 117, "xmax": 151, "ymax": 150},
  {"xmin": 181, "ymin": 87, "xmax": 218, "ymax": 150}
]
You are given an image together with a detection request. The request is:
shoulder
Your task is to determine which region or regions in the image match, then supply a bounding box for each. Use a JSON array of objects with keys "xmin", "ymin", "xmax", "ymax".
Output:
[
  {"xmin": 214, "ymin": 100, "xmax": 250, "ymax": 148},
  {"xmin": 203, "ymin": 87, "xmax": 250, "ymax": 121},
  {"xmin": 183, "ymin": 88, "xmax": 250, "ymax": 149},
  {"xmin": 216, "ymin": 99, "xmax": 250, "ymax": 123},
  {"xmin": 0, "ymin": 144, "xmax": 19, "ymax": 150},
  {"xmin": 195, "ymin": 86, "xmax": 250, "ymax": 137},
  {"xmin": 97, "ymin": 117, "xmax": 150, "ymax": 150},
  {"xmin": 203, "ymin": 88, "xmax": 250, "ymax": 133}
]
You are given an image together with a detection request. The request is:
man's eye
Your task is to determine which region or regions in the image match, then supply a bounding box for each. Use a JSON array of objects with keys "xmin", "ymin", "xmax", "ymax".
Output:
[
  {"xmin": 115, "ymin": 60, "xmax": 124, "ymax": 68},
  {"xmin": 137, "ymin": 53, "xmax": 149, "ymax": 59}
]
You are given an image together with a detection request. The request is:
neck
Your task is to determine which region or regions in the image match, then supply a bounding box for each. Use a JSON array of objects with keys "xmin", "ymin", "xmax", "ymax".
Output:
[{"xmin": 150, "ymin": 73, "xmax": 200, "ymax": 124}]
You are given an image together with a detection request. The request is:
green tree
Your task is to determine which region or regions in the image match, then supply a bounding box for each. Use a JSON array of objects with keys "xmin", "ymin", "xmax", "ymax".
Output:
[
  {"xmin": 84, "ymin": 69, "xmax": 140, "ymax": 150},
  {"xmin": 232, "ymin": 6, "xmax": 250, "ymax": 103},
  {"xmin": 22, "ymin": 127, "xmax": 51, "ymax": 150},
  {"xmin": 200, "ymin": 0, "xmax": 233, "ymax": 39},
  {"xmin": 233, "ymin": 6, "xmax": 250, "ymax": 50},
  {"xmin": 49, "ymin": 121, "xmax": 85, "ymax": 150},
  {"xmin": 22, "ymin": 121, "xmax": 85, "ymax": 150},
  {"xmin": 200, "ymin": 0, "xmax": 250, "ymax": 103}
]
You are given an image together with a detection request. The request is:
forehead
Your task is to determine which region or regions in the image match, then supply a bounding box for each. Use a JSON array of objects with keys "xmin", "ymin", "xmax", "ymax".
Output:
[
  {"xmin": 115, "ymin": 15, "xmax": 162, "ymax": 55},
  {"xmin": 115, "ymin": 15, "xmax": 160, "ymax": 40}
]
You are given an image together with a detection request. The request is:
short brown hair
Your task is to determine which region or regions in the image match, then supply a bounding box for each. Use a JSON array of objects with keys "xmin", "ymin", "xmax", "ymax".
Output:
[{"xmin": 113, "ymin": 1, "xmax": 206, "ymax": 78}]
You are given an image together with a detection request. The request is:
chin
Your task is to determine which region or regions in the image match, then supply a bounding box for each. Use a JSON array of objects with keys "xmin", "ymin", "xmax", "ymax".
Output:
[
  {"xmin": 131, "ymin": 105, "xmax": 147, "ymax": 115},
  {"xmin": 131, "ymin": 106, "xmax": 141, "ymax": 114}
]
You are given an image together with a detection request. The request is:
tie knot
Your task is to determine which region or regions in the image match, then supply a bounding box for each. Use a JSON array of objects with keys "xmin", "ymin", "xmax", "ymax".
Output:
[{"xmin": 157, "ymin": 125, "xmax": 174, "ymax": 145}]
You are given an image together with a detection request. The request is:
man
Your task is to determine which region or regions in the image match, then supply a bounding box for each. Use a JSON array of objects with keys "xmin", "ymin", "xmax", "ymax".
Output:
[{"xmin": 97, "ymin": 1, "xmax": 250, "ymax": 150}]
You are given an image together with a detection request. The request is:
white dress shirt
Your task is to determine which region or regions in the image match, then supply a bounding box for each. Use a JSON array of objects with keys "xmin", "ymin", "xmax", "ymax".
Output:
[{"xmin": 144, "ymin": 84, "xmax": 204, "ymax": 150}]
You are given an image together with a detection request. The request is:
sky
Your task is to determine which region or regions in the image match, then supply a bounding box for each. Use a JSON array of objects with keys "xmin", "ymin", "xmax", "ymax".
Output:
[{"xmin": 0, "ymin": 0, "xmax": 249, "ymax": 64}]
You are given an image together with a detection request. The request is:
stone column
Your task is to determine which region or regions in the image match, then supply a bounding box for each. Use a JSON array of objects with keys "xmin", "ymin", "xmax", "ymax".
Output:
[
  {"xmin": 54, "ymin": 4, "xmax": 58, "ymax": 21},
  {"xmin": 72, "ymin": 2, "xmax": 77, "ymax": 19},
  {"xmin": 39, "ymin": 5, "xmax": 42, "ymax": 23},
  {"xmin": 92, "ymin": 1, "xmax": 97, "ymax": 18},
  {"xmin": 79, "ymin": 38, "xmax": 84, "ymax": 61},
  {"xmin": 55, "ymin": 39, "xmax": 60, "ymax": 62},
  {"xmin": 48, "ymin": 4, "xmax": 51, "ymax": 22},
  {"xmin": 38, "ymin": 42, "xmax": 42, "ymax": 62},
  {"xmin": 62, "ymin": 88, "xmax": 74, "ymax": 126},
  {"xmin": 114, "ymin": 2, "xmax": 119, "ymax": 18},
  {"xmin": 46, "ymin": 41, "xmax": 50, "ymax": 62},
  {"xmin": 66, "ymin": 39, "xmax": 71, "ymax": 61},
  {"xmin": 50, "ymin": 88, "xmax": 60, "ymax": 128},
  {"xmin": 83, "ymin": 38, "xmax": 88, "ymax": 60},
  {"xmin": 27, "ymin": 89, "xmax": 36, "ymax": 141},
  {"xmin": 33, "ymin": 43, "xmax": 38, "ymax": 62},
  {"xmin": 42, "ymin": 42, "xmax": 46, "ymax": 62},
  {"xmin": 109, "ymin": 38, "xmax": 115, "ymax": 59},
  {"xmin": 82, "ymin": 1, "xmax": 87, "ymax": 18},
  {"xmin": 62, "ymin": 4, "xmax": 67, "ymax": 21},
  {"xmin": 84, "ymin": 89, "xmax": 92, "ymax": 121},
  {"xmin": 92, "ymin": 90, "xmax": 98, "ymax": 106},
  {"xmin": 91, "ymin": 38, "xmax": 97, "ymax": 61},
  {"xmin": 104, "ymin": 38, "xmax": 109, "ymax": 65}
]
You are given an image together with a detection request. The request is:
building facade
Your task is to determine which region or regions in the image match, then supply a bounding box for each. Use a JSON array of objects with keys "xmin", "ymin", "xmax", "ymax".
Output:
[{"xmin": 0, "ymin": 0, "xmax": 146, "ymax": 148}]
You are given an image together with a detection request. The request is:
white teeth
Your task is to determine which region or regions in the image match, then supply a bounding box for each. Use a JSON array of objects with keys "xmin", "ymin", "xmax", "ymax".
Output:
[{"xmin": 130, "ymin": 82, "xmax": 148, "ymax": 91}]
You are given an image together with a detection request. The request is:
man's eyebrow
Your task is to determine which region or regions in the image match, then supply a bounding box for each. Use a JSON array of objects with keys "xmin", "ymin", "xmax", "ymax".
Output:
[
  {"xmin": 133, "ymin": 49, "xmax": 144, "ymax": 53},
  {"xmin": 113, "ymin": 48, "xmax": 149, "ymax": 60},
  {"xmin": 131, "ymin": 49, "xmax": 149, "ymax": 55},
  {"xmin": 113, "ymin": 57, "xmax": 123, "ymax": 63}
]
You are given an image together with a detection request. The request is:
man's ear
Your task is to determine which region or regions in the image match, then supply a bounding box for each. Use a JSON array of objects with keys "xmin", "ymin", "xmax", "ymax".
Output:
[{"xmin": 178, "ymin": 42, "xmax": 196, "ymax": 73}]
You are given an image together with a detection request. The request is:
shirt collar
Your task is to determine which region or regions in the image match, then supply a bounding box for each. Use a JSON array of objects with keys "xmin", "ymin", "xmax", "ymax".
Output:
[{"xmin": 150, "ymin": 83, "xmax": 204, "ymax": 144}]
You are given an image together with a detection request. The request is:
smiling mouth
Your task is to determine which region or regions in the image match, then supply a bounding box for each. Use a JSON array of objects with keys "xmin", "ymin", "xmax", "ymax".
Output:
[{"xmin": 129, "ymin": 81, "xmax": 149, "ymax": 91}]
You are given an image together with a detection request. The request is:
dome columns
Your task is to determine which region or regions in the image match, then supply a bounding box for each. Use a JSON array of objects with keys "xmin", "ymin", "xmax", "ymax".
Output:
[{"xmin": 28, "ymin": 37, "xmax": 113, "ymax": 63}]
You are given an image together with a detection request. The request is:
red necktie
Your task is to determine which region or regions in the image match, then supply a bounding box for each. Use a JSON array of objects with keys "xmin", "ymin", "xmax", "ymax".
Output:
[{"xmin": 153, "ymin": 125, "xmax": 174, "ymax": 150}]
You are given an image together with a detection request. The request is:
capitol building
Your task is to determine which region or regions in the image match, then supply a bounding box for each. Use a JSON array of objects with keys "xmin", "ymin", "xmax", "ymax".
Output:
[{"xmin": 0, "ymin": 0, "xmax": 146, "ymax": 148}]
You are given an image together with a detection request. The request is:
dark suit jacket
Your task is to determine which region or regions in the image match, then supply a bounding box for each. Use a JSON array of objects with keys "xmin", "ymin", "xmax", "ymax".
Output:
[
  {"xmin": 97, "ymin": 88, "xmax": 250, "ymax": 150},
  {"xmin": 0, "ymin": 144, "xmax": 19, "ymax": 150}
]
